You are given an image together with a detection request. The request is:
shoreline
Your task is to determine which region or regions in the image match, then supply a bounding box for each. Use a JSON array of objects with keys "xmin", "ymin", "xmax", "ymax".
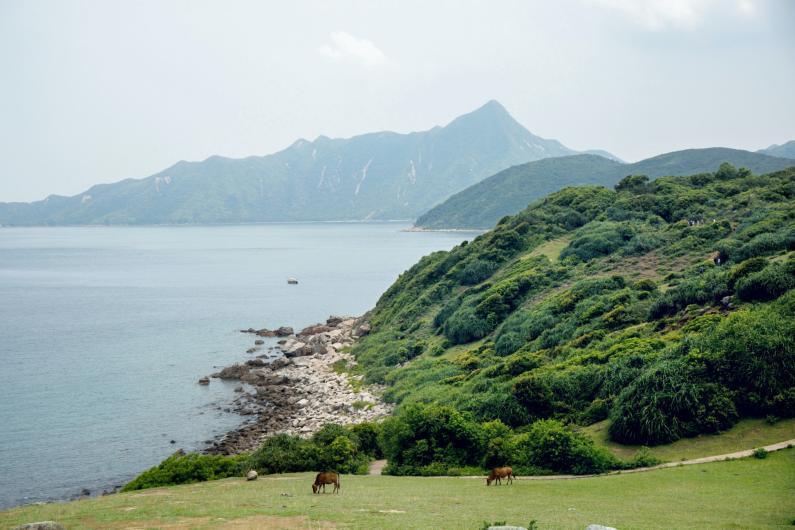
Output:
[
  {"xmin": 203, "ymin": 315, "xmax": 392, "ymax": 455},
  {"xmin": 402, "ymin": 225, "xmax": 486, "ymax": 233}
]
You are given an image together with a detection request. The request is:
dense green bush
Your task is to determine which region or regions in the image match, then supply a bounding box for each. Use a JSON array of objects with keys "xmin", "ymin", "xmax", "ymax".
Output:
[
  {"xmin": 458, "ymin": 259, "xmax": 499, "ymax": 285},
  {"xmin": 349, "ymin": 421, "xmax": 384, "ymax": 458},
  {"xmin": 560, "ymin": 222, "xmax": 634, "ymax": 262},
  {"xmin": 380, "ymin": 404, "xmax": 485, "ymax": 474},
  {"xmin": 513, "ymin": 419, "xmax": 618, "ymax": 474},
  {"xmin": 443, "ymin": 305, "xmax": 491, "ymax": 344},
  {"xmin": 512, "ymin": 374, "xmax": 554, "ymax": 420},
  {"xmin": 609, "ymin": 359, "xmax": 738, "ymax": 445},
  {"xmin": 122, "ymin": 452, "xmax": 245, "ymax": 491},
  {"xmin": 735, "ymin": 263, "xmax": 795, "ymax": 302},
  {"xmin": 700, "ymin": 296, "xmax": 795, "ymax": 414},
  {"xmin": 649, "ymin": 267, "xmax": 730, "ymax": 319}
]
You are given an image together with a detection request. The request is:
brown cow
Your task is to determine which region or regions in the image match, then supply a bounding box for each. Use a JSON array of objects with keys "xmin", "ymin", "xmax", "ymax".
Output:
[
  {"xmin": 486, "ymin": 466, "xmax": 514, "ymax": 486},
  {"xmin": 312, "ymin": 471, "xmax": 340, "ymax": 494}
]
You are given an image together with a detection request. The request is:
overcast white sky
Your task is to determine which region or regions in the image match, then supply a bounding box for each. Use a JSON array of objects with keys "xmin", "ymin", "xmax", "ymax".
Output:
[{"xmin": 1, "ymin": 0, "xmax": 793, "ymax": 202}]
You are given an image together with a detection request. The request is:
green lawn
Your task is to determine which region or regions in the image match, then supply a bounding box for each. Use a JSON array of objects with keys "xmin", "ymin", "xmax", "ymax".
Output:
[
  {"xmin": 3, "ymin": 449, "xmax": 794, "ymax": 529},
  {"xmin": 582, "ymin": 418, "xmax": 795, "ymax": 462}
]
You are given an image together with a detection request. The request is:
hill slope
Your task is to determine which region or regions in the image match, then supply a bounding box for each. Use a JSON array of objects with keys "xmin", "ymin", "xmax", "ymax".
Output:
[
  {"xmin": 353, "ymin": 164, "xmax": 795, "ymax": 449},
  {"xmin": 0, "ymin": 101, "xmax": 613, "ymax": 226},
  {"xmin": 758, "ymin": 140, "xmax": 795, "ymax": 160},
  {"xmin": 415, "ymin": 148, "xmax": 795, "ymax": 229}
]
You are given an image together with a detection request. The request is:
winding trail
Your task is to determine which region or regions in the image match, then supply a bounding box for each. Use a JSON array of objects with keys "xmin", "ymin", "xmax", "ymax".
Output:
[{"xmin": 369, "ymin": 438, "xmax": 795, "ymax": 481}]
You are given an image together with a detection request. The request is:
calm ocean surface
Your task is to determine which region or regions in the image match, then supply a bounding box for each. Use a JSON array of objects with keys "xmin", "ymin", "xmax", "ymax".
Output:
[{"xmin": 0, "ymin": 223, "xmax": 467, "ymax": 509}]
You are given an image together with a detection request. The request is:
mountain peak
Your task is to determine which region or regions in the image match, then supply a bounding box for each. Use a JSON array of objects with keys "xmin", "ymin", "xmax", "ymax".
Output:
[
  {"xmin": 444, "ymin": 99, "xmax": 522, "ymax": 134},
  {"xmin": 462, "ymin": 99, "xmax": 511, "ymax": 120}
]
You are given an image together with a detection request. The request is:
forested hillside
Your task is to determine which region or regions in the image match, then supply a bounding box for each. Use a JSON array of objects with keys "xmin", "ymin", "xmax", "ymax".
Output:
[
  {"xmin": 415, "ymin": 148, "xmax": 795, "ymax": 229},
  {"xmin": 351, "ymin": 164, "xmax": 795, "ymax": 472}
]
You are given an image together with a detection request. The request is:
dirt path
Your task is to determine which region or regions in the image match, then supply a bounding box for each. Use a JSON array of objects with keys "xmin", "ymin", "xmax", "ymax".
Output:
[
  {"xmin": 368, "ymin": 459, "xmax": 387, "ymax": 475},
  {"xmin": 369, "ymin": 438, "xmax": 795, "ymax": 481}
]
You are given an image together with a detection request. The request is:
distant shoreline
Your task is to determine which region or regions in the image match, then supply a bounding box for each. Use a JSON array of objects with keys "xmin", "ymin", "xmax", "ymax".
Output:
[
  {"xmin": 402, "ymin": 226, "xmax": 486, "ymax": 233},
  {"xmin": 0, "ymin": 219, "xmax": 416, "ymax": 229}
]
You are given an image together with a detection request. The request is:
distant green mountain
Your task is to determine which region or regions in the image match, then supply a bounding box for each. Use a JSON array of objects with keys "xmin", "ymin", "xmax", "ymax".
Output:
[
  {"xmin": 0, "ymin": 101, "xmax": 615, "ymax": 226},
  {"xmin": 758, "ymin": 140, "xmax": 795, "ymax": 160},
  {"xmin": 415, "ymin": 148, "xmax": 795, "ymax": 229}
]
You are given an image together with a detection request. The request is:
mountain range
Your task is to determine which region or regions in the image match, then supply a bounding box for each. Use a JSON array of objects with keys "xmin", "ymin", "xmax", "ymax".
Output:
[
  {"xmin": 0, "ymin": 101, "xmax": 615, "ymax": 226},
  {"xmin": 414, "ymin": 148, "xmax": 795, "ymax": 229},
  {"xmin": 758, "ymin": 140, "xmax": 795, "ymax": 160}
]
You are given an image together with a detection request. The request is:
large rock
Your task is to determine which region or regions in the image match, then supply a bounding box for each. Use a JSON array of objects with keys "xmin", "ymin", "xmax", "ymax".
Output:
[
  {"xmin": 214, "ymin": 364, "xmax": 250, "ymax": 380},
  {"xmin": 585, "ymin": 525, "xmax": 617, "ymax": 530},
  {"xmin": 241, "ymin": 368, "xmax": 270, "ymax": 385},
  {"xmin": 281, "ymin": 339, "xmax": 310, "ymax": 357},
  {"xmin": 298, "ymin": 324, "xmax": 333, "ymax": 336},
  {"xmin": 353, "ymin": 322, "xmax": 371, "ymax": 337},
  {"xmin": 256, "ymin": 328, "xmax": 276, "ymax": 337},
  {"xmin": 326, "ymin": 315, "xmax": 345, "ymax": 326},
  {"xmin": 245, "ymin": 358, "xmax": 267, "ymax": 367},
  {"xmin": 13, "ymin": 523, "xmax": 66, "ymax": 530},
  {"xmin": 275, "ymin": 326, "xmax": 294, "ymax": 337},
  {"xmin": 269, "ymin": 357, "xmax": 294, "ymax": 370},
  {"xmin": 246, "ymin": 470, "xmax": 258, "ymax": 481}
]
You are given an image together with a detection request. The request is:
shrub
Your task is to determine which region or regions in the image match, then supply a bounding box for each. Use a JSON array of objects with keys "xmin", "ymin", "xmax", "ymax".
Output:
[
  {"xmin": 700, "ymin": 301, "xmax": 795, "ymax": 414},
  {"xmin": 380, "ymin": 404, "xmax": 485, "ymax": 474},
  {"xmin": 122, "ymin": 452, "xmax": 244, "ymax": 491},
  {"xmin": 443, "ymin": 305, "xmax": 491, "ymax": 344},
  {"xmin": 624, "ymin": 447, "xmax": 662, "ymax": 469},
  {"xmin": 560, "ymin": 222, "xmax": 634, "ymax": 262},
  {"xmin": 579, "ymin": 398, "xmax": 610, "ymax": 425},
  {"xmin": 728, "ymin": 256, "xmax": 768, "ymax": 287},
  {"xmin": 495, "ymin": 331, "xmax": 525, "ymax": 356},
  {"xmin": 615, "ymin": 174, "xmax": 650, "ymax": 192},
  {"xmin": 247, "ymin": 434, "xmax": 319, "ymax": 474},
  {"xmin": 458, "ymin": 259, "xmax": 499, "ymax": 285},
  {"xmin": 324, "ymin": 436, "xmax": 358, "ymax": 472},
  {"xmin": 649, "ymin": 268, "xmax": 730, "ymax": 319},
  {"xmin": 735, "ymin": 264, "xmax": 795, "ymax": 302},
  {"xmin": 480, "ymin": 419, "xmax": 515, "ymax": 469},
  {"xmin": 514, "ymin": 419, "xmax": 618, "ymax": 474},
  {"xmin": 753, "ymin": 448, "xmax": 768, "ymax": 459},
  {"xmin": 349, "ymin": 422, "xmax": 383, "ymax": 458},
  {"xmin": 512, "ymin": 374, "xmax": 554, "ymax": 420},
  {"xmin": 609, "ymin": 359, "xmax": 738, "ymax": 445},
  {"xmin": 463, "ymin": 388, "xmax": 532, "ymax": 427}
]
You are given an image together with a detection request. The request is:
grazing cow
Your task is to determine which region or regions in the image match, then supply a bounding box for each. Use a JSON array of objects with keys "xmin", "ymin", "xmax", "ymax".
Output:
[
  {"xmin": 486, "ymin": 466, "xmax": 515, "ymax": 486},
  {"xmin": 312, "ymin": 471, "xmax": 340, "ymax": 494}
]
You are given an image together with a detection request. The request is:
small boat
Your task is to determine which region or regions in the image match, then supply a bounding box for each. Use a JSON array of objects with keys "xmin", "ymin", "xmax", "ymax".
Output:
[{"xmin": 287, "ymin": 277, "xmax": 298, "ymax": 285}]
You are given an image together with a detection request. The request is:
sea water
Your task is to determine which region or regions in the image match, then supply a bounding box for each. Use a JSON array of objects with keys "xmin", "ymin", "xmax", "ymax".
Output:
[{"xmin": 0, "ymin": 223, "xmax": 468, "ymax": 508}]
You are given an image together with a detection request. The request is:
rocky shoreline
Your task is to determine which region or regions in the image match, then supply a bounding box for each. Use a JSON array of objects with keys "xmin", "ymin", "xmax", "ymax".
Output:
[{"xmin": 202, "ymin": 315, "xmax": 392, "ymax": 455}]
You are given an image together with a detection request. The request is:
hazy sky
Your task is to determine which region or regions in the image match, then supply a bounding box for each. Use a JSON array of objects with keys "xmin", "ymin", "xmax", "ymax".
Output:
[{"xmin": 1, "ymin": 0, "xmax": 794, "ymax": 202}]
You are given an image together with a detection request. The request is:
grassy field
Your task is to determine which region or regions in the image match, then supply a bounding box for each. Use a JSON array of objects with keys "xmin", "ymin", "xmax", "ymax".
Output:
[
  {"xmin": 582, "ymin": 418, "xmax": 795, "ymax": 461},
  {"xmin": 2, "ymin": 449, "xmax": 794, "ymax": 529}
]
